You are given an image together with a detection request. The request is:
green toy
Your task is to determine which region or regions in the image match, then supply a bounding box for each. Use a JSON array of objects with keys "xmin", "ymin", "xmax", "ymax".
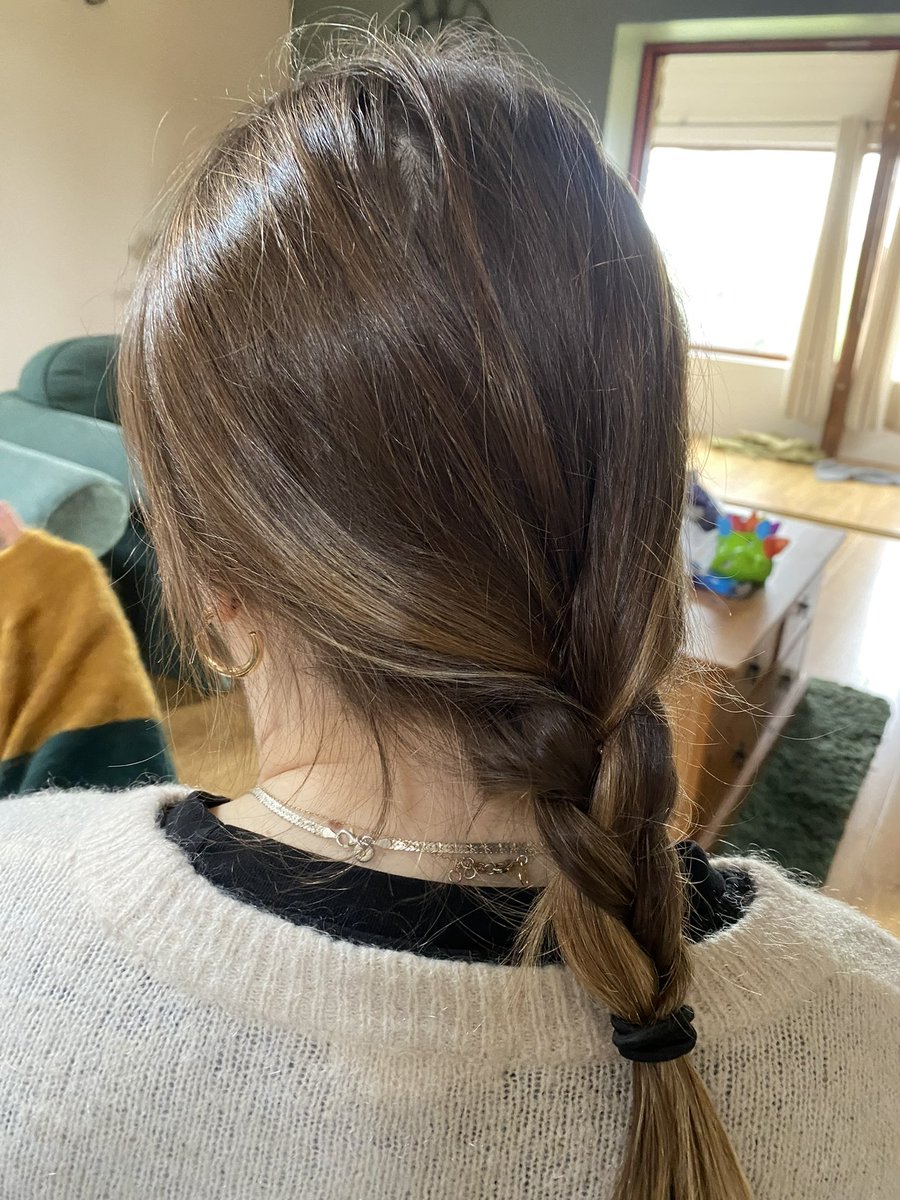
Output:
[
  {"xmin": 704, "ymin": 512, "xmax": 789, "ymax": 594},
  {"xmin": 710, "ymin": 531, "xmax": 774, "ymax": 584},
  {"xmin": 691, "ymin": 511, "xmax": 790, "ymax": 599}
]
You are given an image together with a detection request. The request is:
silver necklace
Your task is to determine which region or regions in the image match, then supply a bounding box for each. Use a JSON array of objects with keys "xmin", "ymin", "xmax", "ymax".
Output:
[{"xmin": 251, "ymin": 786, "xmax": 540, "ymax": 885}]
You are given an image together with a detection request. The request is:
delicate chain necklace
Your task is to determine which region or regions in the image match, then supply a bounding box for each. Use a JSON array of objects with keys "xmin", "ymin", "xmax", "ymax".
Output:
[{"xmin": 251, "ymin": 786, "xmax": 541, "ymax": 885}]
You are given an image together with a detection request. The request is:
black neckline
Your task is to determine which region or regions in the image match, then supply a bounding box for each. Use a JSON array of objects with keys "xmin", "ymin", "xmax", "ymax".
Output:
[{"xmin": 161, "ymin": 791, "xmax": 754, "ymax": 964}]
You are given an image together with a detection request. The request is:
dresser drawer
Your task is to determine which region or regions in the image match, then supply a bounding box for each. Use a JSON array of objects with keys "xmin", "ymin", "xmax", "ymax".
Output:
[
  {"xmin": 693, "ymin": 699, "xmax": 768, "ymax": 825},
  {"xmin": 775, "ymin": 624, "xmax": 808, "ymax": 692},
  {"xmin": 731, "ymin": 623, "xmax": 781, "ymax": 701},
  {"xmin": 779, "ymin": 573, "xmax": 822, "ymax": 661}
]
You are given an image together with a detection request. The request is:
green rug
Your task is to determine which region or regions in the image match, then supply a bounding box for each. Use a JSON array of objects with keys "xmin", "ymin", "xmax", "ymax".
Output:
[{"xmin": 716, "ymin": 678, "xmax": 891, "ymax": 882}]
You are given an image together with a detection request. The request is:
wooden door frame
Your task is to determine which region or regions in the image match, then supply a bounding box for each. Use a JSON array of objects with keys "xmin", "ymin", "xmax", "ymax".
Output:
[
  {"xmin": 621, "ymin": 32, "xmax": 900, "ymax": 404},
  {"xmin": 627, "ymin": 35, "xmax": 900, "ymax": 195}
]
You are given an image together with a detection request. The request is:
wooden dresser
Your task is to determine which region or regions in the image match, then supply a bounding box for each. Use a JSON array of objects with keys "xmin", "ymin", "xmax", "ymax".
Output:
[{"xmin": 671, "ymin": 516, "xmax": 844, "ymax": 844}]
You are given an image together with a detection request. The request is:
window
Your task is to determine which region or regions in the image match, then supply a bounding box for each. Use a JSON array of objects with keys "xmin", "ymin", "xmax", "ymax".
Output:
[
  {"xmin": 642, "ymin": 147, "xmax": 835, "ymax": 357},
  {"xmin": 636, "ymin": 48, "xmax": 900, "ymax": 364}
]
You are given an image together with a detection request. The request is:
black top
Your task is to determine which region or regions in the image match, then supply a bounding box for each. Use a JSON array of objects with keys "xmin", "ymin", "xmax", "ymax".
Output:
[{"xmin": 162, "ymin": 792, "xmax": 755, "ymax": 964}]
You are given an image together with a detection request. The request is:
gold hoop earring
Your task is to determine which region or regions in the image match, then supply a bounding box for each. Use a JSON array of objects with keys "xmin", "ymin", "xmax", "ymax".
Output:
[{"xmin": 199, "ymin": 610, "xmax": 262, "ymax": 679}]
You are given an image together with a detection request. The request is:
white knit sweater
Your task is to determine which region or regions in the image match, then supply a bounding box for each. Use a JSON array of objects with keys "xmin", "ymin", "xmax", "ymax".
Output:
[{"xmin": 2, "ymin": 786, "xmax": 899, "ymax": 1199}]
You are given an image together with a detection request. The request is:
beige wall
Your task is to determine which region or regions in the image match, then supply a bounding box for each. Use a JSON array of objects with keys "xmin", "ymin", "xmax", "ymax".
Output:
[
  {"xmin": 0, "ymin": 0, "xmax": 290, "ymax": 388},
  {"xmin": 692, "ymin": 355, "xmax": 900, "ymax": 465}
]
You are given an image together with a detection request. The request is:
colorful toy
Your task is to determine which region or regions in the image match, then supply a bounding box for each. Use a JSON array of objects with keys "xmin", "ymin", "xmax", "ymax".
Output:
[{"xmin": 692, "ymin": 512, "xmax": 789, "ymax": 599}]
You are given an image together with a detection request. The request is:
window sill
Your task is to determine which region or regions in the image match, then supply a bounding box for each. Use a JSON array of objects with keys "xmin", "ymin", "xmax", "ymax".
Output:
[{"xmin": 690, "ymin": 347, "xmax": 790, "ymax": 369}]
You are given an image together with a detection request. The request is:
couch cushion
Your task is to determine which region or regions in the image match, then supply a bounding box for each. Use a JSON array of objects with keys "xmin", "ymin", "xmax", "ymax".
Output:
[
  {"xmin": 0, "ymin": 394, "xmax": 132, "ymax": 493},
  {"xmin": 18, "ymin": 336, "xmax": 118, "ymax": 422},
  {"xmin": 0, "ymin": 440, "xmax": 129, "ymax": 557}
]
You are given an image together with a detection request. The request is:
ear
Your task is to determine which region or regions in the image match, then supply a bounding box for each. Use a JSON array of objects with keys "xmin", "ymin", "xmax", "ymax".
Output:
[{"xmin": 207, "ymin": 595, "xmax": 242, "ymax": 625}]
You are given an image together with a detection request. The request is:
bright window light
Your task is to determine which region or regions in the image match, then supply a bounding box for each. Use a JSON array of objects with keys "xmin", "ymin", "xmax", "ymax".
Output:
[{"xmin": 642, "ymin": 147, "xmax": 836, "ymax": 357}]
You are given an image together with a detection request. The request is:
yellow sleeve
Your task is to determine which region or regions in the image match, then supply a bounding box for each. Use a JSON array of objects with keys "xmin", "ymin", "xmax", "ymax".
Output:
[{"xmin": 0, "ymin": 531, "xmax": 162, "ymax": 766}]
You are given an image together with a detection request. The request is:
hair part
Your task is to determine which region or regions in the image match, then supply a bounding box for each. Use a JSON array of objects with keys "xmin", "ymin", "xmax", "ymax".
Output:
[{"xmin": 120, "ymin": 25, "xmax": 751, "ymax": 1198}]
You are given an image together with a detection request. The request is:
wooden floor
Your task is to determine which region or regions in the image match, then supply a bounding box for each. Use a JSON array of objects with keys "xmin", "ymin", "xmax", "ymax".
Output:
[
  {"xmin": 806, "ymin": 530, "xmax": 900, "ymax": 935},
  {"xmin": 162, "ymin": 457, "xmax": 900, "ymax": 937},
  {"xmin": 696, "ymin": 442, "xmax": 900, "ymax": 539}
]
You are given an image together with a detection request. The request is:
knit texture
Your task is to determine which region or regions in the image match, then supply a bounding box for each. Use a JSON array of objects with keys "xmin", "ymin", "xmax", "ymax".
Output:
[{"xmin": 2, "ymin": 787, "xmax": 899, "ymax": 1199}]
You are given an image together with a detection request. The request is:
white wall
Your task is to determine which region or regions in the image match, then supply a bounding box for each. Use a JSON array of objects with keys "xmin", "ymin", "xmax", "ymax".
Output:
[
  {"xmin": 689, "ymin": 355, "xmax": 808, "ymax": 441},
  {"xmin": 0, "ymin": 0, "xmax": 291, "ymax": 389},
  {"xmin": 693, "ymin": 355, "xmax": 900, "ymax": 466}
]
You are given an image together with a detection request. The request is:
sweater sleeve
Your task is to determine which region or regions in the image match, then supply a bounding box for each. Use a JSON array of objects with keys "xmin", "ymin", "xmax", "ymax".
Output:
[{"xmin": 0, "ymin": 531, "xmax": 174, "ymax": 796}]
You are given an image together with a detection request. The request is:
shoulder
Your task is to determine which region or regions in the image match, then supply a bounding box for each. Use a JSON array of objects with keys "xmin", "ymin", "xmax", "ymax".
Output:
[
  {"xmin": 0, "ymin": 785, "xmax": 192, "ymax": 1016},
  {"xmin": 0, "ymin": 783, "xmax": 187, "ymax": 828},
  {"xmin": 690, "ymin": 858, "xmax": 900, "ymax": 1193},
  {"xmin": 695, "ymin": 854, "xmax": 900, "ymax": 1033},
  {"xmin": 721, "ymin": 855, "xmax": 900, "ymax": 977},
  {"xmin": 0, "ymin": 785, "xmax": 190, "ymax": 878}
]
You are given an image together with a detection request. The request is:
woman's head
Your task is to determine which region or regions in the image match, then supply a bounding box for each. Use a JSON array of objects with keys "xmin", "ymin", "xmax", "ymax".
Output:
[{"xmin": 120, "ymin": 29, "xmax": 750, "ymax": 1199}]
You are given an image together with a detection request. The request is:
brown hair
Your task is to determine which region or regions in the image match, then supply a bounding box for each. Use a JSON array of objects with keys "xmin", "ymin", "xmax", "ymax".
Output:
[{"xmin": 120, "ymin": 28, "xmax": 751, "ymax": 1199}]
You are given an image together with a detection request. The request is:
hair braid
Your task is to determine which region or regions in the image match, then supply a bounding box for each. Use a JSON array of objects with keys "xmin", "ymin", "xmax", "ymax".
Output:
[{"xmin": 519, "ymin": 669, "xmax": 753, "ymax": 1200}]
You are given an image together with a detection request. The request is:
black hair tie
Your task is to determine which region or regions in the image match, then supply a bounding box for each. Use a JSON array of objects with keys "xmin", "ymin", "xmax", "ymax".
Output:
[{"xmin": 610, "ymin": 1005, "xmax": 697, "ymax": 1064}]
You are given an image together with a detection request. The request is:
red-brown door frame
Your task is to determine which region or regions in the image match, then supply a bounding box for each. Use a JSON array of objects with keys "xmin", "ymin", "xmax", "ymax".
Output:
[{"xmin": 627, "ymin": 36, "xmax": 900, "ymax": 195}]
